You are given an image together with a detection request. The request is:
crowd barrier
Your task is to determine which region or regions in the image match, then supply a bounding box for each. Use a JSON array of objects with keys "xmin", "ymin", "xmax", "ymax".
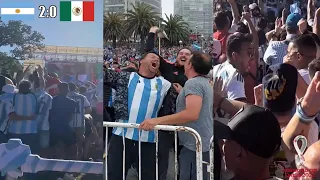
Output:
[
  {"xmin": 104, "ymin": 122, "xmax": 214, "ymax": 180},
  {"xmin": 0, "ymin": 139, "xmax": 103, "ymax": 180}
]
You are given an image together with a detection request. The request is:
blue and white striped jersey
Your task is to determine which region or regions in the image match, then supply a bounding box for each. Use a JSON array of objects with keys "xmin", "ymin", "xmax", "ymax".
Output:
[
  {"xmin": 8, "ymin": 93, "xmax": 37, "ymax": 134},
  {"xmin": 36, "ymin": 91, "xmax": 52, "ymax": 131},
  {"xmin": 67, "ymin": 91, "xmax": 90, "ymax": 128},
  {"xmin": 0, "ymin": 93, "xmax": 14, "ymax": 133},
  {"xmin": 113, "ymin": 72, "xmax": 171, "ymax": 143}
]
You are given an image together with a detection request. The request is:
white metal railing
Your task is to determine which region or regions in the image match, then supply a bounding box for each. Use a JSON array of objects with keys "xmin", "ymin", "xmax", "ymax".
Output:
[
  {"xmin": 209, "ymin": 136, "xmax": 214, "ymax": 179},
  {"xmin": 103, "ymin": 122, "xmax": 205, "ymax": 180},
  {"xmin": 0, "ymin": 139, "xmax": 103, "ymax": 179}
]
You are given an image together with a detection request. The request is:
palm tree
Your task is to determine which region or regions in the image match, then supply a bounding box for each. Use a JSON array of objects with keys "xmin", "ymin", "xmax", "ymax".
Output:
[
  {"xmin": 162, "ymin": 14, "xmax": 190, "ymax": 46},
  {"xmin": 125, "ymin": 2, "xmax": 158, "ymax": 52},
  {"xmin": 104, "ymin": 12, "xmax": 124, "ymax": 48}
]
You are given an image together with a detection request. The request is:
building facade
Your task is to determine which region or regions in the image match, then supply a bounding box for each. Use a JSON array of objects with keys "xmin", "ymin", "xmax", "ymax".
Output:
[
  {"xmin": 104, "ymin": 0, "xmax": 161, "ymax": 14},
  {"xmin": 174, "ymin": 0, "xmax": 213, "ymax": 36}
]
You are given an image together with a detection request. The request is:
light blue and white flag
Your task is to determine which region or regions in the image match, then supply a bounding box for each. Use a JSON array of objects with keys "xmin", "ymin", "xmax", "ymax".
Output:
[{"xmin": 0, "ymin": 2, "xmax": 35, "ymax": 21}]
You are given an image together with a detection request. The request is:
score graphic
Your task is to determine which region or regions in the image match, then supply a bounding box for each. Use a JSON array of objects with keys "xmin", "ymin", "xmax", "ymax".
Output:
[
  {"xmin": 38, "ymin": 5, "xmax": 57, "ymax": 18},
  {"xmin": 38, "ymin": 1, "xmax": 94, "ymax": 21},
  {"xmin": 0, "ymin": 1, "xmax": 94, "ymax": 21}
]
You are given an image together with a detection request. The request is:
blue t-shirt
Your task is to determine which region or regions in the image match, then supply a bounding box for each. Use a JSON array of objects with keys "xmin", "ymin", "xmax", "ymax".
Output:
[{"xmin": 49, "ymin": 95, "xmax": 76, "ymax": 133}]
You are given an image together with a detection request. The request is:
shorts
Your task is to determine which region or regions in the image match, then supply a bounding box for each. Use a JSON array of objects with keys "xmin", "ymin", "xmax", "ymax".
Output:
[
  {"xmin": 49, "ymin": 130, "xmax": 76, "ymax": 148},
  {"xmin": 39, "ymin": 130, "xmax": 50, "ymax": 148}
]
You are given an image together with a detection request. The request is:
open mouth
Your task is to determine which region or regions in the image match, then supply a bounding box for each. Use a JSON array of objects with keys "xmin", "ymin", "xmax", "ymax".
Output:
[
  {"xmin": 181, "ymin": 58, "xmax": 186, "ymax": 62},
  {"xmin": 152, "ymin": 63, "xmax": 157, "ymax": 67}
]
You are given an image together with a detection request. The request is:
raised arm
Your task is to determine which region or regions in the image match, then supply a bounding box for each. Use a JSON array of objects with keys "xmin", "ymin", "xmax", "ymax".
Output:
[
  {"xmin": 145, "ymin": 26, "xmax": 158, "ymax": 53},
  {"xmin": 313, "ymin": 8, "xmax": 320, "ymax": 37},
  {"xmin": 228, "ymin": 0, "xmax": 240, "ymax": 25}
]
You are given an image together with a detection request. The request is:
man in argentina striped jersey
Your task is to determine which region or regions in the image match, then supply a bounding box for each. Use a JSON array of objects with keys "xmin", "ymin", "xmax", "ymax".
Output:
[
  {"xmin": 67, "ymin": 82, "xmax": 92, "ymax": 160},
  {"xmin": 36, "ymin": 89, "xmax": 52, "ymax": 154},
  {"xmin": 6, "ymin": 80, "xmax": 39, "ymax": 152},
  {"xmin": 106, "ymin": 50, "xmax": 172, "ymax": 180},
  {"xmin": 0, "ymin": 84, "xmax": 36, "ymax": 180},
  {"xmin": 28, "ymin": 66, "xmax": 53, "ymax": 154}
]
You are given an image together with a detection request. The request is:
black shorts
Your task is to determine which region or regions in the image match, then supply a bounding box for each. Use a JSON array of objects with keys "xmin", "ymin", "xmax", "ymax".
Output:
[{"xmin": 49, "ymin": 130, "xmax": 77, "ymax": 148}]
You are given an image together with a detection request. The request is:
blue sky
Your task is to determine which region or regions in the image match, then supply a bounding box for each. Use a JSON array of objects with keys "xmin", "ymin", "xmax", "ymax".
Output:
[{"xmin": 0, "ymin": 0, "xmax": 103, "ymax": 53}]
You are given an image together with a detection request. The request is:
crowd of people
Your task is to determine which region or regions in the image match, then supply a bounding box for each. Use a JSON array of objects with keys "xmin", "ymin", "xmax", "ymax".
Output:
[
  {"xmin": 213, "ymin": 0, "xmax": 320, "ymax": 179},
  {"xmin": 0, "ymin": 65, "xmax": 104, "ymax": 180},
  {"xmin": 2, "ymin": 0, "xmax": 320, "ymax": 179},
  {"xmin": 104, "ymin": 0, "xmax": 320, "ymax": 179}
]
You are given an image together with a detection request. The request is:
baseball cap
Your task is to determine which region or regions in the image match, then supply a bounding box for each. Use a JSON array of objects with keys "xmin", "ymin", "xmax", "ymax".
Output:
[
  {"xmin": 215, "ymin": 104, "xmax": 281, "ymax": 159},
  {"xmin": 263, "ymin": 63, "xmax": 298, "ymax": 114},
  {"xmin": 212, "ymin": 39, "xmax": 221, "ymax": 59},
  {"xmin": 286, "ymin": 13, "xmax": 302, "ymax": 29}
]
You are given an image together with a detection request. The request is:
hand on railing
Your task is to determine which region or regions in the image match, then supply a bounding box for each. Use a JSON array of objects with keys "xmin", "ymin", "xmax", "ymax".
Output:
[{"xmin": 139, "ymin": 118, "xmax": 159, "ymax": 131}]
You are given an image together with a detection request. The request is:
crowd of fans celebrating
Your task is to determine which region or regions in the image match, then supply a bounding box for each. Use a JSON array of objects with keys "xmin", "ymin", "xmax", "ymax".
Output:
[
  {"xmin": 2, "ymin": 0, "xmax": 320, "ymax": 179},
  {"xmin": 104, "ymin": 0, "xmax": 320, "ymax": 179},
  {"xmin": 212, "ymin": 0, "xmax": 320, "ymax": 179},
  {"xmin": 0, "ymin": 65, "xmax": 103, "ymax": 180}
]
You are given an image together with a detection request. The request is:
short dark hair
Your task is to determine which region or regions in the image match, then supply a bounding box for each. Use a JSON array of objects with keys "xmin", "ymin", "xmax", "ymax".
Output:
[
  {"xmin": 236, "ymin": 22, "xmax": 250, "ymax": 34},
  {"xmin": 291, "ymin": 34, "xmax": 317, "ymax": 55},
  {"xmin": 226, "ymin": 33, "xmax": 253, "ymax": 58},
  {"xmin": 58, "ymin": 82, "xmax": 69, "ymax": 95},
  {"xmin": 18, "ymin": 80, "xmax": 32, "ymax": 94},
  {"xmin": 68, "ymin": 82, "xmax": 77, "ymax": 91},
  {"xmin": 309, "ymin": 33, "xmax": 320, "ymax": 46},
  {"xmin": 214, "ymin": 11, "xmax": 229, "ymax": 30},
  {"xmin": 79, "ymin": 86, "xmax": 87, "ymax": 94},
  {"xmin": 308, "ymin": 58, "xmax": 320, "ymax": 79},
  {"xmin": 189, "ymin": 51, "xmax": 212, "ymax": 75},
  {"xmin": 286, "ymin": 26, "xmax": 298, "ymax": 34}
]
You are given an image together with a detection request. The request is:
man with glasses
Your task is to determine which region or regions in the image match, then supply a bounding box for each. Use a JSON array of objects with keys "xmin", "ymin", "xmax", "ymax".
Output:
[{"xmin": 213, "ymin": 33, "xmax": 254, "ymax": 103}]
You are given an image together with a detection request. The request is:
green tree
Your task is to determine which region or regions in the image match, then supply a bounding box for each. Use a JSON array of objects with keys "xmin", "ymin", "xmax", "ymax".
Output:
[
  {"xmin": 125, "ymin": 2, "xmax": 158, "ymax": 52},
  {"xmin": 0, "ymin": 18, "xmax": 45, "ymax": 60},
  {"xmin": 103, "ymin": 12, "xmax": 125, "ymax": 48},
  {"xmin": 0, "ymin": 52, "xmax": 23, "ymax": 75},
  {"xmin": 162, "ymin": 14, "xmax": 190, "ymax": 46}
]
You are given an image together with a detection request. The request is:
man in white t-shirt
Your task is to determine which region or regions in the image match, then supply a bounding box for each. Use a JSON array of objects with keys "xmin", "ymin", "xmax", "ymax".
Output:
[
  {"xmin": 213, "ymin": 33, "xmax": 255, "ymax": 180},
  {"xmin": 213, "ymin": 33, "xmax": 254, "ymax": 102}
]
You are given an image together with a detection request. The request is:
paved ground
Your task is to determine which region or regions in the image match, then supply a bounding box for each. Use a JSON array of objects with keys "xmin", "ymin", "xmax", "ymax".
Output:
[{"xmin": 127, "ymin": 149, "xmax": 176, "ymax": 180}]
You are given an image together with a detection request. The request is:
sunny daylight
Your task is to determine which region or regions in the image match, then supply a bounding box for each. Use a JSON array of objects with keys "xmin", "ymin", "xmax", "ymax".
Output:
[
  {"xmin": 0, "ymin": 0, "xmax": 104, "ymax": 180},
  {"xmin": 104, "ymin": 0, "xmax": 214, "ymax": 179}
]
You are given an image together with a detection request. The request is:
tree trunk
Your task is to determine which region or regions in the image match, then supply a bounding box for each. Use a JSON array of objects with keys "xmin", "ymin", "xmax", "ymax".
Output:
[{"xmin": 112, "ymin": 36, "xmax": 116, "ymax": 48}]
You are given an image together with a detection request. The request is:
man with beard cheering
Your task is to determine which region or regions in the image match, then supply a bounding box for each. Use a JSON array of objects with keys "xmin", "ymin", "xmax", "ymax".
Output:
[
  {"xmin": 144, "ymin": 26, "xmax": 192, "ymax": 179},
  {"xmin": 146, "ymin": 26, "xmax": 191, "ymax": 87}
]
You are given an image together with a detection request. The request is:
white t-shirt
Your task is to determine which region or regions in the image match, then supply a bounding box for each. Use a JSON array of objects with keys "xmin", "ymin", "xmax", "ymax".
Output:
[
  {"xmin": 298, "ymin": 69, "xmax": 311, "ymax": 85},
  {"xmin": 212, "ymin": 61, "xmax": 246, "ymax": 124},
  {"xmin": 213, "ymin": 61, "xmax": 246, "ymax": 100}
]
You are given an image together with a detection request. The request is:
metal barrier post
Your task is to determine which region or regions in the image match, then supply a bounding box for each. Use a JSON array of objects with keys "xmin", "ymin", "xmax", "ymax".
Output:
[
  {"xmin": 103, "ymin": 122, "xmax": 203, "ymax": 180},
  {"xmin": 209, "ymin": 136, "xmax": 214, "ymax": 180}
]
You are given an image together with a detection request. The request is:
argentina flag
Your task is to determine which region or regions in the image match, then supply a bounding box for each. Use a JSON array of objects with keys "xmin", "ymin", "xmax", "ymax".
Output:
[{"xmin": 0, "ymin": 2, "xmax": 35, "ymax": 21}]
